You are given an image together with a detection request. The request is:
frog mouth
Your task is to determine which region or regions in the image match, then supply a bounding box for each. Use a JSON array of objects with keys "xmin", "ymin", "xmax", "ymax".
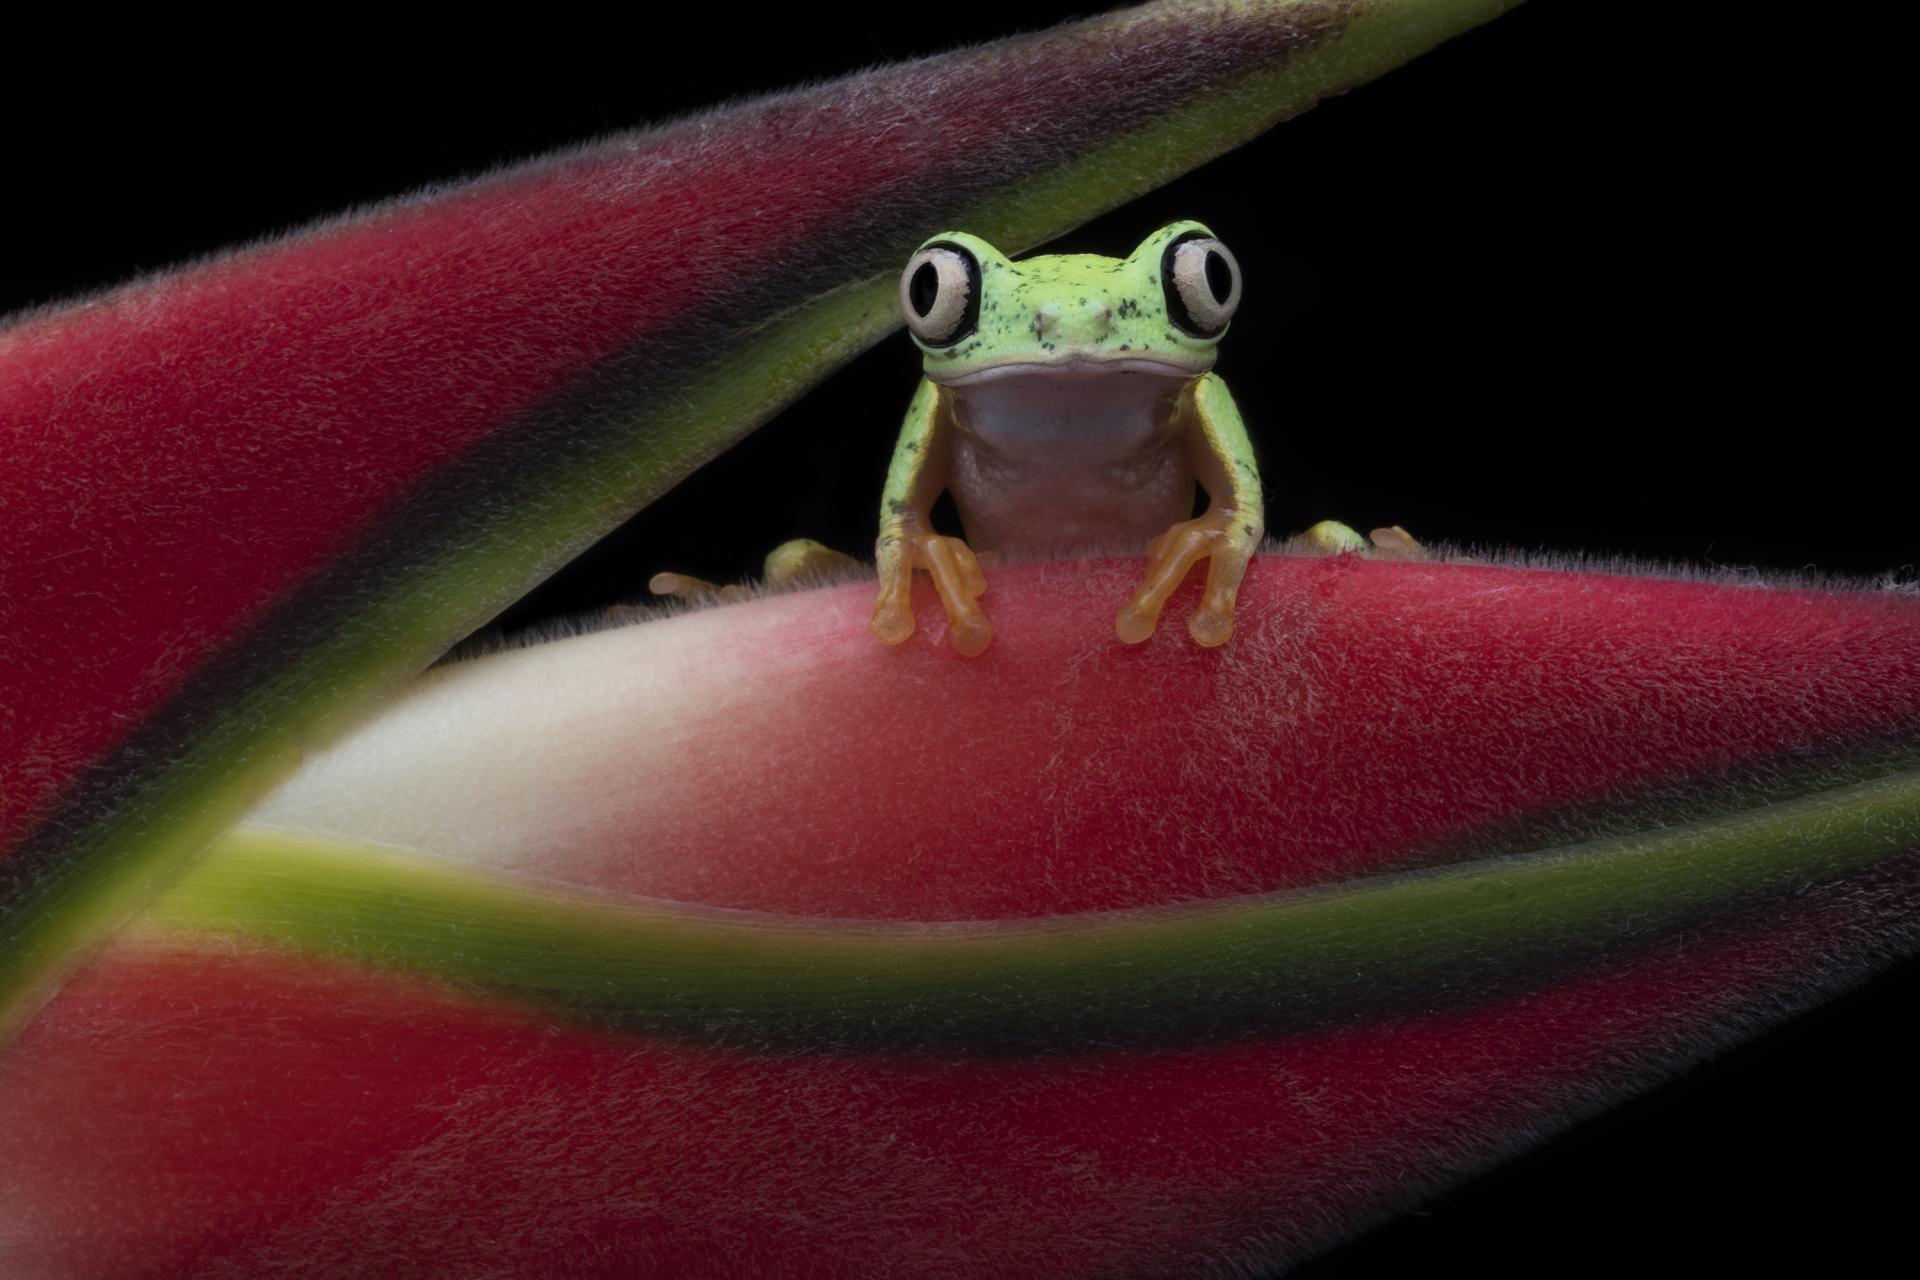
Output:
[{"xmin": 933, "ymin": 357, "xmax": 1200, "ymax": 386}]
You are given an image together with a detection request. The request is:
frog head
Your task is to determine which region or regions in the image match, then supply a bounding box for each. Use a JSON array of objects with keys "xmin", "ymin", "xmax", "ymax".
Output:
[{"xmin": 897, "ymin": 220, "xmax": 1241, "ymax": 385}]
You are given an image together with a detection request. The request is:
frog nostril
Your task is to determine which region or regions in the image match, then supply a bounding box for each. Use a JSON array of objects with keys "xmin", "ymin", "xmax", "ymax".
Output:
[{"xmin": 1032, "ymin": 305, "xmax": 1059, "ymax": 337}]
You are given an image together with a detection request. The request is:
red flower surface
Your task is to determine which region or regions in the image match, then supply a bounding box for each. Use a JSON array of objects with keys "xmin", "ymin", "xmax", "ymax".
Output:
[{"xmin": 3, "ymin": 556, "xmax": 1915, "ymax": 1275}]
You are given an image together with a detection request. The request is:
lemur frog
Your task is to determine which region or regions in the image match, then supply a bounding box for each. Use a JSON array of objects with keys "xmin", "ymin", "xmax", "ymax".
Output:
[
  {"xmin": 873, "ymin": 220, "xmax": 1285, "ymax": 657},
  {"xmin": 649, "ymin": 222, "xmax": 1403, "ymax": 646}
]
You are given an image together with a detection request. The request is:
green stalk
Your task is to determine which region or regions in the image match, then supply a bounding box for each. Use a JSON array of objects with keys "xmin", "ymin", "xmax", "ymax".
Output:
[{"xmin": 150, "ymin": 766, "xmax": 1920, "ymax": 1054}]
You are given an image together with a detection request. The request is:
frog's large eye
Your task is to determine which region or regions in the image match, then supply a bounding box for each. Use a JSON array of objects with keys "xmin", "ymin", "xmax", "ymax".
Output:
[
  {"xmin": 1161, "ymin": 233, "xmax": 1241, "ymax": 338},
  {"xmin": 900, "ymin": 243, "xmax": 981, "ymax": 347}
]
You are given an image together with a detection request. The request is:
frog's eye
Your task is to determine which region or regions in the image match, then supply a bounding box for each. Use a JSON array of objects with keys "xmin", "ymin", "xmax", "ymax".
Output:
[
  {"xmin": 900, "ymin": 243, "xmax": 981, "ymax": 347},
  {"xmin": 1161, "ymin": 234, "xmax": 1241, "ymax": 338}
]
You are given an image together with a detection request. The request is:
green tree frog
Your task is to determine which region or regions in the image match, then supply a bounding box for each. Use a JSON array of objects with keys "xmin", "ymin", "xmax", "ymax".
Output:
[
  {"xmin": 649, "ymin": 221, "xmax": 1396, "ymax": 642},
  {"xmin": 869, "ymin": 220, "xmax": 1274, "ymax": 657}
]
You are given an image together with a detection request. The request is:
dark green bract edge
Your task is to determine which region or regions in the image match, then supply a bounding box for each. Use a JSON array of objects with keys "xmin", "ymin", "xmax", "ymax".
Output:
[{"xmin": 147, "ymin": 766, "xmax": 1920, "ymax": 1055}]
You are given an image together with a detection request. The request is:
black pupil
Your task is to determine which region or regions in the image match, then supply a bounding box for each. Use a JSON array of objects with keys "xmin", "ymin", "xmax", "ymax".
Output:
[
  {"xmin": 909, "ymin": 261, "xmax": 941, "ymax": 319},
  {"xmin": 1203, "ymin": 250, "xmax": 1233, "ymax": 306}
]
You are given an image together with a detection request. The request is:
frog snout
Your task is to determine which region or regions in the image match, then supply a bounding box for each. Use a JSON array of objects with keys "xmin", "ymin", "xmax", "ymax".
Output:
[{"xmin": 1032, "ymin": 299, "xmax": 1116, "ymax": 344}]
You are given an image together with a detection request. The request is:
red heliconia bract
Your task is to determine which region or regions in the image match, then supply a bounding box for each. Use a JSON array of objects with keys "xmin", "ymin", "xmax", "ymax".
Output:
[{"xmin": 3, "ymin": 557, "xmax": 1916, "ymax": 1277}]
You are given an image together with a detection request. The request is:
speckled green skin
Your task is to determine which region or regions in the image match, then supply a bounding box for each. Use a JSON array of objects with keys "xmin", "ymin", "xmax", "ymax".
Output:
[
  {"xmin": 880, "ymin": 221, "xmax": 1262, "ymax": 564},
  {"xmin": 912, "ymin": 220, "xmax": 1226, "ymax": 378}
]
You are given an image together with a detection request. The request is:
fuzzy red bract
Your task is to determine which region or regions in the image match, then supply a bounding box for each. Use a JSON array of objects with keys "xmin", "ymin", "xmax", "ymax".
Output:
[
  {"xmin": 257, "ymin": 557, "xmax": 1920, "ymax": 918},
  {"xmin": 4, "ymin": 556, "xmax": 1915, "ymax": 1276},
  {"xmin": 2, "ymin": 838, "xmax": 1910, "ymax": 1276}
]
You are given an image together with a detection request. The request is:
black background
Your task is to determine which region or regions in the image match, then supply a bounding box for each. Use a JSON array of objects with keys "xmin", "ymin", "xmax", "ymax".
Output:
[{"xmin": 8, "ymin": 3, "xmax": 1917, "ymax": 1274}]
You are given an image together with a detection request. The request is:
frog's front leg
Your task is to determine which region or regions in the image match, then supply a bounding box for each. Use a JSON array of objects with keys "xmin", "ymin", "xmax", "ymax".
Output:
[
  {"xmin": 1116, "ymin": 373, "xmax": 1265, "ymax": 649},
  {"xmin": 870, "ymin": 379, "xmax": 993, "ymax": 657}
]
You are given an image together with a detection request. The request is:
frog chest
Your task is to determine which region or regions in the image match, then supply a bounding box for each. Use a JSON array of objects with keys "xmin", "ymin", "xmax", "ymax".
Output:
[{"xmin": 941, "ymin": 372, "xmax": 1196, "ymax": 555}]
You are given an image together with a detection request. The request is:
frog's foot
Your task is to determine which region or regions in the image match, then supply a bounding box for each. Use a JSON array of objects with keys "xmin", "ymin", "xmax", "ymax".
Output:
[
  {"xmin": 648, "ymin": 571, "xmax": 752, "ymax": 603},
  {"xmin": 1301, "ymin": 520, "xmax": 1368, "ymax": 555},
  {"xmin": 871, "ymin": 530, "xmax": 992, "ymax": 657},
  {"xmin": 1116, "ymin": 508, "xmax": 1258, "ymax": 649},
  {"xmin": 763, "ymin": 538, "xmax": 862, "ymax": 589},
  {"xmin": 652, "ymin": 540, "xmax": 861, "ymax": 606},
  {"xmin": 1368, "ymin": 525, "xmax": 1428, "ymax": 561}
]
